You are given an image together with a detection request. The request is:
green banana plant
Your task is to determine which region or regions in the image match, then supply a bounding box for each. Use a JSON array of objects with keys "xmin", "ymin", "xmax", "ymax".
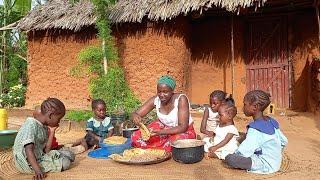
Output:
[{"xmin": 0, "ymin": 0, "xmax": 31, "ymax": 92}]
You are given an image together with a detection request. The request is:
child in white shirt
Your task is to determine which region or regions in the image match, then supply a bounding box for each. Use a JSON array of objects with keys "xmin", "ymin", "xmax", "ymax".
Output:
[
  {"xmin": 200, "ymin": 90, "xmax": 234, "ymax": 138},
  {"xmin": 203, "ymin": 101, "xmax": 239, "ymax": 160}
]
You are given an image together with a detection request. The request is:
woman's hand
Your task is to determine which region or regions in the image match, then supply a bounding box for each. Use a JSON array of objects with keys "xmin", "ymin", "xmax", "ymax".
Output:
[
  {"xmin": 33, "ymin": 170, "xmax": 46, "ymax": 180},
  {"xmin": 132, "ymin": 112, "xmax": 142, "ymax": 125},
  {"xmin": 150, "ymin": 129, "xmax": 162, "ymax": 136}
]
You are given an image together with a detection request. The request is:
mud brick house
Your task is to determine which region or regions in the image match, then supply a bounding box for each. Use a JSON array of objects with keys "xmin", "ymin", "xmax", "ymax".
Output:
[{"xmin": 13, "ymin": 0, "xmax": 320, "ymax": 112}]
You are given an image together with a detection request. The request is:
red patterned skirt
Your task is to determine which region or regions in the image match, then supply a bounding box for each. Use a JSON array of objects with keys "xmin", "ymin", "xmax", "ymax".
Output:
[{"xmin": 131, "ymin": 119, "xmax": 196, "ymax": 152}]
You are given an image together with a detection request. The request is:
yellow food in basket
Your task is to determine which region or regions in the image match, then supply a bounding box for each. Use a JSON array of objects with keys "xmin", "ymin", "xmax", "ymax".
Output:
[
  {"xmin": 104, "ymin": 136, "xmax": 127, "ymax": 144},
  {"xmin": 108, "ymin": 148, "xmax": 166, "ymax": 162},
  {"xmin": 139, "ymin": 123, "xmax": 151, "ymax": 141},
  {"xmin": 109, "ymin": 154, "xmax": 130, "ymax": 161}
]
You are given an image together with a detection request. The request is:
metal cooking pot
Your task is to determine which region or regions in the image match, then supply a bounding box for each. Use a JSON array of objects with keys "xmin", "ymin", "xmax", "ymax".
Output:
[
  {"xmin": 122, "ymin": 127, "xmax": 139, "ymax": 138},
  {"xmin": 171, "ymin": 139, "xmax": 205, "ymax": 164}
]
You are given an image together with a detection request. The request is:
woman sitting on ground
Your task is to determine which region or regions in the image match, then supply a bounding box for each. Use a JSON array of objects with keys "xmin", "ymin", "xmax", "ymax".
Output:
[{"xmin": 131, "ymin": 75, "xmax": 196, "ymax": 152}]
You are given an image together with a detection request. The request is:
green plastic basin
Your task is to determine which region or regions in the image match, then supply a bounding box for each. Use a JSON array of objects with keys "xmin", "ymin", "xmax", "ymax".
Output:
[{"xmin": 0, "ymin": 130, "xmax": 18, "ymax": 149}]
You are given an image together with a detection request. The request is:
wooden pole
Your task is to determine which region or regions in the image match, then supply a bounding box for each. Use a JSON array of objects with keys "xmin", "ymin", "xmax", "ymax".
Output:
[
  {"xmin": 231, "ymin": 15, "xmax": 235, "ymax": 96},
  {"xmin": 102, "ymin": 39, "xmax": 108, "ymax": 74},
  {"xmin": 316, "ymin": 4, "xmax": 320, "ymax": 43}
]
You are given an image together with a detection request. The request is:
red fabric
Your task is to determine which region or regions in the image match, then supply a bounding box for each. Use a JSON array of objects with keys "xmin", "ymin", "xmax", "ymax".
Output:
[
  {"xmin": 48, "ymin": 128, "xmax": 59, "ymax": 150},
  {"xmin": 131, "ymin": 119, "xmax": 196, "ymax": 152}
]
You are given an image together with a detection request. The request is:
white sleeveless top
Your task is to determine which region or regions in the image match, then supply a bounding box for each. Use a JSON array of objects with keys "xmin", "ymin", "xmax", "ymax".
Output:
[
  {"xmin": 206, "ymin": 107, "xmax": 219, "ymax": 131},
  {"xmin": 154, "ymin": 94, "xmax": 193, "ymax": 127}
]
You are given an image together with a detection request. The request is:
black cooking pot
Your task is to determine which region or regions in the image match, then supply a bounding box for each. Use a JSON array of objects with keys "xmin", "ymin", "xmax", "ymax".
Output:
[
  {"xmin": 122, "ymin": 127, "xmax": 139, "ymax": 138},
  {"xmin": 171, "ymin": 139, "xmax": 205, "ymax": 164}
]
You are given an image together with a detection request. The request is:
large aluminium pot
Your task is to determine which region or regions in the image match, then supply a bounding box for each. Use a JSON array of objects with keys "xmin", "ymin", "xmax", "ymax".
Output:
[
  {"xmin": 122, "ymin": 127, "xmax": 139, "ymax": 138},
  {"xmin": 171, "ymin": 139, "xmax": 205, "ymax": 164}
]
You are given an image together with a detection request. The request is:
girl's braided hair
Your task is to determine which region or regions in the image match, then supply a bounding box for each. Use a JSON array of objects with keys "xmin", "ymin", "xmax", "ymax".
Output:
[
  {"xmin": 210, "ymin": 90, "xmax": 226, "ymax": 101},
  {"xmin": 40, "ymin": 97, "xmax": 66, "ymax": 115},
  {"xmin": 92, "ymin": 99, "xmax": 106, "ymax": 110},
  {"xmin": 210, "ymin": 90, "xmax": 235, "ymax": 105},
  {"xmin": 244, "ymin": 90, "xmax": 271, "ymax": 111},
  {"xmin": 220, "ymin": 103, "xmax": 237, "ymax": 119}
]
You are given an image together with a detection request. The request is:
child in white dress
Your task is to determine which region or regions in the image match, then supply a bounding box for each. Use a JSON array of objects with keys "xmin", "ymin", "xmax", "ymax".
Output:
[
  {"xmin": 200, "ymin": 90, "xmax": 234, "ymax": 138},
  {"xmin": 203, "ymin": 101, "xmax": 239, "ymax": 160}
]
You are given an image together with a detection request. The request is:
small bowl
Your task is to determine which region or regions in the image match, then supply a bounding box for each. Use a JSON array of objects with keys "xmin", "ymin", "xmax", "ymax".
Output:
[
  {"xmin": 92, "ymin": 139, "xmax": 132, "ymax": 159},
  {"xmin": 122, "ymin": 127, "xmax": 139, "ymax": 138},
  {"xmin": 0, "ymin": 130, "xmax": 18, "ymax": 149}
]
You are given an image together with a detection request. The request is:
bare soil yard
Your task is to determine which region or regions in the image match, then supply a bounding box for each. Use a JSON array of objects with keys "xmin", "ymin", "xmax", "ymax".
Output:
[{"xmin": 1, "ymin": 109, "xmax": 319, "ymax": 180}]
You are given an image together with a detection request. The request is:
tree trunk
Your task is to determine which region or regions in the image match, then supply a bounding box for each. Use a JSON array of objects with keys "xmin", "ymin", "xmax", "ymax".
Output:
[{"xmin": 0, "ymin": 0, "xmax": 10, "ymax": 93}]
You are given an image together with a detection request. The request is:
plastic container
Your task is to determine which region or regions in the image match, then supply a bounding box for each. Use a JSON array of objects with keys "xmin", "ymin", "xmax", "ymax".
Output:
[
  {"xmin": 0, "ymin": 109, "xmax": 8, "ymax": 130},
  {"xmin": 0, "ymin": 130, "xmax": 18, "ymax": 149},
  {"xmin": 88, "ymin": 139, "xmax": 132, "ymax": 159}
]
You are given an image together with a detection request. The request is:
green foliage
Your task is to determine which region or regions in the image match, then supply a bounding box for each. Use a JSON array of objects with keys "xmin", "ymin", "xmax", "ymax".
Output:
[
  {"xmin": 89, "ymin": 66, "xmax": 140, "ymax": 113},
  {"xmin": 0, "ymin": 84, "xmax": 26, "ymax": 108},
  {"xmin": 7, "ymin": 56, "xmax": 27, "ymax": 88},
  {"xmin": 0, "ymin": 0, "xmax": 29, "ymax": 105},
  {"xmin": 65, "ymin": 110, "xmax": 93, "ymax": 122},
  {"xmin": 5, "ymin": 32, "xmax": 28, "ymax": 90},
  {"xmin": 70, "ymin": 0, "xmax": 140, "ymax": 115},
  {"xmin": 77, "ymin": 45, "xmax": 104, "ymax": 75},
  {"xmin": 91, "ymin": 0, "xmax": 118, "ymax": 63},
  {"xmin": 13, "ymin": 0, "xmax": 31, "ymax": 16}
]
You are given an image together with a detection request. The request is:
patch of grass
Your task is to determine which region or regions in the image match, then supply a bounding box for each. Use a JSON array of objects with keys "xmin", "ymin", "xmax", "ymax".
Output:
[{"xmin": 64, "ymin": 110, "xmax": 93, "ymax": 122}]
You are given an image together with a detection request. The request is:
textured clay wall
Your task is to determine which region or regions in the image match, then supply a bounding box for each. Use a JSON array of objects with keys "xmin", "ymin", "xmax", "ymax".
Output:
[
  {"xmin": 25, "ymin": 12, "xmax": 316, "ymax": 112},
  {"xmin": 290, "ymin": 11, "xmax": 319, "ymax": 111},
  {"xmin": 26, "ymin": 28, "xmax": 98, "ymax": 109},
  {"xmin": 189, "ymin": 16, "xmax": 246, "ymax": 107},
  {"xmin": 114, "ymin": 17, "xmax": 191, "ymax": 103}
]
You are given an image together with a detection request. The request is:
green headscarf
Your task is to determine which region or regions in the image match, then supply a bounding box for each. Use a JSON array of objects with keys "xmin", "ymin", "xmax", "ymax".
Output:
[{"xmin": 157, "ymin": 75, "xmax": 176, "ymax": 90}]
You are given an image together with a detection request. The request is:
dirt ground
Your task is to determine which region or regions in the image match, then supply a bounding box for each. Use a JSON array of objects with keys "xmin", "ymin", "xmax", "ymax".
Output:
[{"xmin": 1, "ymin": 109, "xmax": 320, "ymax": 180}]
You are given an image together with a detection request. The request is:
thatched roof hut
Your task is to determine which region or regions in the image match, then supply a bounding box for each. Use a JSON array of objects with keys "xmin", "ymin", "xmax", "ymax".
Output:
[
  {"xmin": 14, "ymin": 0, "xmax": 318, "ymax": 111},
  {"xmin": 17, "ymin": 0, "xmax": 96, "ymax": 32},
  {"xmin": 16, "ymin": 0, "xmax": 267, "ymax": 31},
  {"xmin": 110, "ymin": 0, "xmax": 267, "ymax": 23}
]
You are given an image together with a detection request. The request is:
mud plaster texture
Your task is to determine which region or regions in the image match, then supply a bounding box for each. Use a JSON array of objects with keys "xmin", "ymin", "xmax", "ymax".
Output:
[
  {"xmin": 24, "ymin": 12, "xmax": 317, "ymax": 112},
  {"xmin": 189, "ymin": 16, "xmax": 246, "ymax": 107},
  {"xmin": 26, "ymin": 27, "xmax": 98, "ymax": 109},
  {"xmin": 114, "ymin": 17, "xmax": 191, "ymax": 103},
  {"xmin": 189, "ymin": 12, "xmax": 318, "ymax": 111},
  {"xmin": 289, "ymin": 11, "xmax": 319, "ymax": 111}
]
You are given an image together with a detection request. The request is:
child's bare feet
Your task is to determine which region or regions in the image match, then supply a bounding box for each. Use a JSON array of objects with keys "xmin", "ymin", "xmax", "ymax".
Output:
[{"xmin": 62, "ymin": 144, "xmax": 86, "ymax": 154}]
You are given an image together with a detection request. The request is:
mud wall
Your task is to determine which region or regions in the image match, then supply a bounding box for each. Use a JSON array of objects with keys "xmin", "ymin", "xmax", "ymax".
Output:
[
  {"xmin": 25, "ymin": 11, "xmax": 317, "ymax": 112},
  {"xmin": 189, "ymin": 16, "xmax": 246, "ymax": 107},
  {"xmin": 114, "ymin": 17, "xmax": 191, "ymax": 103},
  {"xmin": 289, "ymin": 10, "xmax": 319, "ymax": 111},
  {"xmin": 26, "ymin": 27, "xmax": 97, "ymax": 109}
]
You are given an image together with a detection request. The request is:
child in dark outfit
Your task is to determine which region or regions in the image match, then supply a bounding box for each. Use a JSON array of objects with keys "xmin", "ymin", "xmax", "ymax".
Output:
[{"xmin": 72, "ymin": 99, "xmax": 114, "ymax": 151}]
